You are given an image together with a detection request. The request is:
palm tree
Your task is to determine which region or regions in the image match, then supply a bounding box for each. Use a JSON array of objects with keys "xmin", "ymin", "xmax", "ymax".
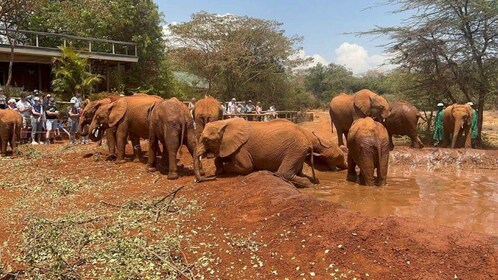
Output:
[{"xmin": 51, "ymin": 46, "xmax": 103, "ymax": 99}]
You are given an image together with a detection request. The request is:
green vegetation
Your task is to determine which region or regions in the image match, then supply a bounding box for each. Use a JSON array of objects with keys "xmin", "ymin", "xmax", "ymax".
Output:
[{"xmin": 51, "ymin": 46, "xmax": 103, "ymax": 99}]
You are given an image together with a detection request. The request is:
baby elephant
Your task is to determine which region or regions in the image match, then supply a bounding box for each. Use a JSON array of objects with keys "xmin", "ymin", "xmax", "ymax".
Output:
[{"xmin": 347, "ymin": 117, "xmax": 390, "ymax": 186}]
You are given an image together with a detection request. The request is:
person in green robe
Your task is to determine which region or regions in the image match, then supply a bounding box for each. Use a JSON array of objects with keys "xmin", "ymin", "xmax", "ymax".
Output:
[
  {"xmin": 433, "ymin": 102, "xmax": 445, "ymax": 147},
  {"xmin": 467, "ymin": 102, "xmax": 478, "ymax": 148}
]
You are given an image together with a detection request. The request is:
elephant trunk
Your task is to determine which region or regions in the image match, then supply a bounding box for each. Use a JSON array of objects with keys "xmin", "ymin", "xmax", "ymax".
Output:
[
  {"xmin": 451, "ymin": 121, "xmax": 463, "ymax": 148},
  {"xmin": 194, "ymin": 146, "xmax": 215, "ymax": 183},
  {"xmin": 79, "ymin": 122, "xmax": 89, "ymax": 136}
]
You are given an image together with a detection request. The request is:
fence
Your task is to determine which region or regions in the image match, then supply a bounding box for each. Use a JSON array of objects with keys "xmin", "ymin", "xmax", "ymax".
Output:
[{"xmin": 222, "ymin": 111, "xmax": 298, "ymax": 122}]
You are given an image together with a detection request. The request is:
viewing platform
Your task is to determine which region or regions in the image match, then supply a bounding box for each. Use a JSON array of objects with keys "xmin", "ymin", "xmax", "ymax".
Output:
[{"xmin": 0, "ymin": 29, "xmax": 138, "ymax": 64}]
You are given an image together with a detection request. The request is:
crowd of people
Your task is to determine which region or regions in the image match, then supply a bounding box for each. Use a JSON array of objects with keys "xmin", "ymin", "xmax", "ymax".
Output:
[
  {"xmin": 188, "ymin": 97, "xmax": 277, "ymax": 121},
  {"xmin": 0, "ymin": 88, "xmax": 87, "ymax": 145}
]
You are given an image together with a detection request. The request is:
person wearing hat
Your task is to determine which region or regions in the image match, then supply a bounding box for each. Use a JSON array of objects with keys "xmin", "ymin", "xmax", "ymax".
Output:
[
  {"xmin": 30, "ymin": 96, "xmax": 44, "ymax": 144},
  {"xmin": 7, "ymin": 99, "xmax": 18, "ymax": 111},
  {"xmin": 0, "ymin": 87, "xmax": 6, "ymax": 109},
  {"xmin": 228, "ymin": 97, "xmax": 237, "ymax": 115},
  {"xmin": 16, "ymin": 93, "xmax": 32, "ymax": 143},
  {"xmin": 68, "ymin": 100, "xmax": 80, "ymax": 144},
  {"xmin": 432, "ymin": 102, "xmax": 445, "ymax": 147},
  {"xmin": 467, "ymin": 101, "xmax": 478, "ymax": 148},
  {"xmin": 245, "ymin": 100, "xmax": 256, "ymax": 121},
  {"xmin": 45, "ymin": 97, "xmax": 59, "ymax": 144}
]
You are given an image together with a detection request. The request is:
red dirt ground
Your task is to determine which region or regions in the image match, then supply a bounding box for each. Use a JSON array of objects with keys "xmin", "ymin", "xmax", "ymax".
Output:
[{"xmin": 0, "ymin": 111, "xmax": 497, "ymax": 279}]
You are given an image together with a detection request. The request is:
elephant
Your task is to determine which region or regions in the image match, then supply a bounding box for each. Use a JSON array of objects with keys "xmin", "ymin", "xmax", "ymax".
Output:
[
  {"xmin": 0, "ymin": 109, "xmax": 22, "ymax": 157},
  {"xmin": 88, "ymin": 94, "xmax": 162, "ymax": 162},
  {"xmin": 147, "ymin": 98, "xmax": 199, "ymax": 179},
  {"xmin": 329, "ymin": 89, "xmax": 390, "ymax": 146},
  {"xmin": 442, "ymin": 104, "xmax": 473, "ymax": 148},
  {"xmin": 298, "ymin": 128, "xmax": 348, "ymax": 171},
  {"xmin": 347, "ymin": 117, "xmax": 390, "ymax": 186},
  {"xmin": 79, "ymin": 96, "xmax": 122, "ymax": 158},
  {"xmin": 383, "ymin": 100, "xmax": 424, "ymax": 150},
  {"xmin": 192, "ymin": 96, "xmax": 224, "ymax": 138},
  {"xmin": 193, "ymin": 118, "xmax": 318, "ymax": 187}
]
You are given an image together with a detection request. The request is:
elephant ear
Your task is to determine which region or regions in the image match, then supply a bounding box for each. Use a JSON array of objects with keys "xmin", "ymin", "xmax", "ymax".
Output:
[
  {"xmin": 353, "ymin": 90, "xmax": 374, "ymax": 117},
  {"xmin": 108, "ymin": 100, "xmax": 127, "ymax": 127},
  {"xmin": 220, "ymin": 118, "xmax": 250, "ymax": 158}
]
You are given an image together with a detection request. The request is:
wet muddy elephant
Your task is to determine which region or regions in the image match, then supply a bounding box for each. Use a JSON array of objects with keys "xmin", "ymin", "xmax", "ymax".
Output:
[
  {"xmin": 347, "ymin": 117, "xmax": 390, "ymax": 186},
  {"xmin": 88, "ymin": 94, "xmax": 162, "ymax": 162},
  {"xmin": 79, "ymin": 96, "xmax": 121, "ymax": 158},
  {"xmin": 329, "ymin": 89, "xmax": 390, "ymax": 147},
  {"xmin": 194, "ymin": 118, "xmax": 318, "ymax": 187},
  {"xmin": 383, "ymin": 100, "xmax": 424, "ymax": 150},
  {"xmin": 147, "ymin": 98, "xmax": 199, "ymax": 179},
  {"xmin": 0, "ymin": 109, "xmax": 22, "ymax": 157},
  {"xmin": 299, "ymin": 128, "xmax": 348, "ymax": 171},
  {"xmin": 192, "ymin": 96, "xmax": 224, "ymax": 138},
  {"xmin": 442, "ymin": 104, "xmax": 473, "ymax": 148}
]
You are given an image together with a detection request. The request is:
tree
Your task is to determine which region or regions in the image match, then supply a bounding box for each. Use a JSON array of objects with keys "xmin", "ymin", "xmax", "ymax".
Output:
[
  {"xmin": 0, "ymin": 0, "xmax": 35, "ymax": 89},
  {"xmin": 24, "ymin": 0, "xmax": 172, "ymax": 94},
  {"xmin": 366, "ymin": 0, "xmax": 498, "ymax": 146},
  {"xmin": 168, "ymin": 12, "xmax": 308, "ymax": 106},
  {"xmin": 51, "ymin": 46, "xmax": 103, "ymax": 99}
]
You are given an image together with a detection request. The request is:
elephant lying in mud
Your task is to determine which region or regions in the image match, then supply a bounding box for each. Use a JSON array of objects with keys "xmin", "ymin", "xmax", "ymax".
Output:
[
  {"xmin": 443, "ymin": 104, "xmax": 473, "ymax": 149},
  {"xmin": 89, "ymin": 94, "xmax": 163, "ymax": 162},
  {"xmin": 147, "ymin": 98, "xmax": 200, "ymax": 180},
  {"xmin": 299, "ymin": 129, "xmax": 348, "ymax": 171},
  {"xmin": 79, "ymin": 96, "xmax": 122, "ymax": 159},
  {"xmin": 383, "ymin": 100, "xmax": 424, "ymax": 150},
  {"xmin": 329, "ymin": 89, "xmax": 390, "ymax": 147},
  {"xmin": 347, "ymin": 117, "xmax": 390, "ymax": 186},
  {"xmin": 0, "ymin": 109, "xmax": 22, "ymax": 157},
  {"xmin": 193, "ymin": 118, "xmax": 319, "ymax": 187}
]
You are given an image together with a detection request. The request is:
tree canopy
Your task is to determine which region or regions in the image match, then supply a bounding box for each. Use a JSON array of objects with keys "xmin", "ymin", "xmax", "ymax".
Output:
[
  {"xmin": 167, "ymin": 11, "xmax": 309, "ymax": 107},
  {"xmin": 365, "ymin": 0, "xmax": 498, "ymax": 144},
  {"xmin": 23, "ymin": 0, "xmax": 172, "ymax": 94}
]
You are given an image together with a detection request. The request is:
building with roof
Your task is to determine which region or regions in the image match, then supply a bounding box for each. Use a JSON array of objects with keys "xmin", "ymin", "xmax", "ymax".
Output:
[{"xmin": 0, "ymin": 30, "xmax": 138, "ymax": 92}]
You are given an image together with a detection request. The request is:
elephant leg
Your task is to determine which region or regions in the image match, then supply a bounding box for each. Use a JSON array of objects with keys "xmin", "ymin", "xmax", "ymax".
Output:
[
  {"xmin": 1, "ymin": 139, "xmax": 7, "ymax": 156},
  {"xmin": 277, "ymin": 154, "xmax": 316, "ymax": 187},
  {"xmin": 129, "ymin": 134, "xmax": 141, "ymax": 162},
  {"xmin": 105, "ymin": 127, "xmax": 117, "ymax": 160},
  {"xmin": 147, "ymin": 133, "xmax": 158, "ymax": 172},
  {"xmin": 223, "ymin": 153, "xmax": 253, "ymax": 175},
  {"xmin": 115, "ymin": 127, "xmax": 128, "ymax": 163},
  {"xmin": 214, "ymin": 157, "xmax": 225, "ymax": 175},
  {"xmin": 388, "ymin": 133, "xmax": 394, "ymax": 151},
  {"xmin": 337, "ymin": 128, "xmax": 345, "ymax": 146},
  {"xmin": 166, "ymin": 133, "xmax": 180, "ymax": 180},
  {"xmin": 358, "ymin": 158, "xmax": 375, "ymax": 186},
  {"xmin": 464, "ymin": 127, "xmax": 472, "ymax": 148},
  {"xmin": 376, "ymin": 151, "xmax": 389, "ymax": 186},
  {"xmin": 346, "ymin": 154, "xmax": 357, "ymax": 182},
  {"xmin": 185, "ymin": 129, "xmax": 205, "ymax": 176}
]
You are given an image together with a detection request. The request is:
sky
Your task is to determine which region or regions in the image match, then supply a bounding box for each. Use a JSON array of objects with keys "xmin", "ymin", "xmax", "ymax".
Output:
[{"xmin": 156, "ymin": 0, "xmax": 409, "ymax": 75}]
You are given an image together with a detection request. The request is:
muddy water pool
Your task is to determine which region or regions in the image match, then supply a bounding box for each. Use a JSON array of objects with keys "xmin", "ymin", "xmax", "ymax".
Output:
[{"xmin": 302, "ymin": 165, "xmax": 498, "ymax": 236}]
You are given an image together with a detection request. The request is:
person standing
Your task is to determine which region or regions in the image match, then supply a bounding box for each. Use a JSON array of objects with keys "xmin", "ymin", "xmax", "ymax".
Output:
[
  {"xmin": 70, "ymin": 90, "xmax": 82, "ymax": 108},
  {"xmin": 467, "ymin": 102, "xmax": 478, "ymax": 148},
  {"xmin": 68, "ymin": 100, "xmax": 80, "ymax": 144},
  {"xmin": 245, "ymin": 100, "xmax": 256, "ymax": 120},
  {"xmin": 30, "ymin": 97, "xmax": 44, "ymax": 144},
  {"xmin": 227, "ymin": 98, "xmax": 237, "ymax": 116},
  {"xmin": 0, "ymin": 87, "xmax": 7, "ymax": 109},
  {"xmin": 7, "ymin": 99, "xmax": 18, "ymax": 111},
  {"xmin": 16, "ymin": 93, "xmax": 32, "ymax": 143},
  {"xmin": 45, "ymin": 98, "xmax": 59, "ymax": 144},
  {"xmin": 433, "ymin": 102, "xmax": 445, "ymax": 147}
]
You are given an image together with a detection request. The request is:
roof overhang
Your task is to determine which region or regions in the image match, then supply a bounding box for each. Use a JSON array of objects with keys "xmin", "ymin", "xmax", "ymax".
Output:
[{"xmin": 0, "ymin": 45, "xmax": 138, "ymax": 65}]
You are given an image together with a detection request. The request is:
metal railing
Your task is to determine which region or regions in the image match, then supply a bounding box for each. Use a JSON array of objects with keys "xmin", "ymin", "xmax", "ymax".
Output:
[{"xmin": 0, "ymin": 29, "xmax": 137, "ymax": 57}]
